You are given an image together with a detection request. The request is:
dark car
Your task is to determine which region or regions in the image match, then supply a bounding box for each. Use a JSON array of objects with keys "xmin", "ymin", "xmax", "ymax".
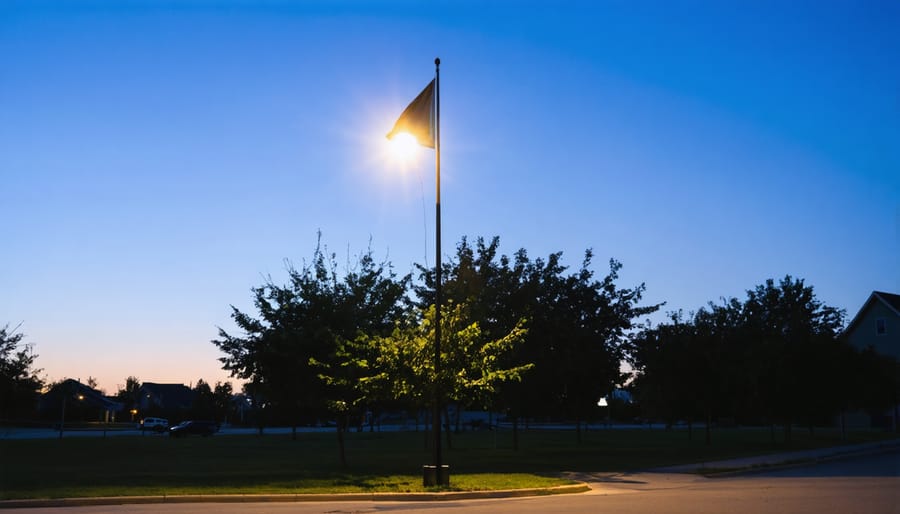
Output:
[{"xmin": 169, "ymin": 420, "xmax": 218, "ymax": 437}]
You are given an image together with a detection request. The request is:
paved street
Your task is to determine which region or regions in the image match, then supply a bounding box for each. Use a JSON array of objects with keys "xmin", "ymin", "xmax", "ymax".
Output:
[{"xmin": 6, "ymin": 450, "xmax": 897, "ymax": 514}]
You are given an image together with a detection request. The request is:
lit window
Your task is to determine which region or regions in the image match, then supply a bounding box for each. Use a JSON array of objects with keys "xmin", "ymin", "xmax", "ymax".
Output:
[{"xmin": 876, "ymin": 318, "xmax": 886, "ymax": 336}]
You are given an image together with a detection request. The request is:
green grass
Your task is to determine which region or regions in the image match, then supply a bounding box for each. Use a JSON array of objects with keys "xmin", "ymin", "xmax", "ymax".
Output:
[{"xmin": 0, "ymin": 427, "xmax": 895, "ymax": 500}]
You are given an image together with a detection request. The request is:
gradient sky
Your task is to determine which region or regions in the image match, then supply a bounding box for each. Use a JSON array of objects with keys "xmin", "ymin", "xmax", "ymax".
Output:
[{"xmin": 2, "ymin": 0, "xmax": 898, "ymax": 394}]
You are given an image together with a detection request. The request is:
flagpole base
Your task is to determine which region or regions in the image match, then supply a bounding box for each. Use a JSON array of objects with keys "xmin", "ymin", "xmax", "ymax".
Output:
[{"xmin": 422, "ymin": 465, "xmax": 450, "ymax": 487}]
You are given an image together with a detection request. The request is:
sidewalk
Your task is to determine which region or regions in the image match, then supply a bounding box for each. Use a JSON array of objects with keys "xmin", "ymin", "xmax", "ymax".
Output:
[{"xmin": 652, "ymin": 438, "xmax": 900, "ymax": 474}]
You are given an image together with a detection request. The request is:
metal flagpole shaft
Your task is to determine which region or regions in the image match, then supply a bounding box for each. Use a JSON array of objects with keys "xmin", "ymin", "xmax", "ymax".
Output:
[{"xmin": 432, "ymin": 56, "xmax": 443, "ymax": 486}]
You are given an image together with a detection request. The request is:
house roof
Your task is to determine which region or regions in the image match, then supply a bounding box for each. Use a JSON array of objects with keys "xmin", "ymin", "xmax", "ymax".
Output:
[
  {"xmin": 844, "ymin": 290, "xmax": 900, "ymax": 336},
  {"xmin": 874, "ymin": 291, "xmax": 900, "ymax": 314},
  {"xmin": 140, "ymin": 382, "xmax": 194, "ymax": 409},
  {"xmin": 48, "ymin": 379, "xmax": 124, "ymax": 411}
]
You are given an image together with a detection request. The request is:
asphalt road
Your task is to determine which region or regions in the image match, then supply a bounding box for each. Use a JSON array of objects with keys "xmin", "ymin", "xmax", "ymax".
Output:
[{"xmin": 6, "ymin": 451, "xmax": 898, "ymax": 514}]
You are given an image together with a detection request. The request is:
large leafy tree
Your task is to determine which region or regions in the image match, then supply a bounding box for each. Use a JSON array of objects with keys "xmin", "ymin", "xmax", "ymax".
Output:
[
  {"xmin": 213, "ymin": 237, "xmax": 410, "ymax": 450},
  {"xmin": 366, "ymin": 302, "xmax": 531, "ymax": 450},
  {"xmin": 0, "ymin": 324, "xmax": 43, "ymax": 420},
  {"xmin": 742, "ymin": 276, "xmax": 845, "ymax": 441},
  {"xmin": 414, "ymin": 237, "xmax": 534, "ymax": 429},
  {"xmin": 307, "ymin": 246, "xmax": 411, "ymax": 466},
  {"xmin": 416, "ymin": 237, "xmax": 660, "ymax": 443},
  {"xmin": 541, "ymin": 253, "xmax": 660, "ymax": 441}
]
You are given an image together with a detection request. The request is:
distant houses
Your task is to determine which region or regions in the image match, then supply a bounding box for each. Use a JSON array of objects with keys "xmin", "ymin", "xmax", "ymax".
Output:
[{"xmin": 38, "ymin": 380, "xmax": 201, "ymax": 424}]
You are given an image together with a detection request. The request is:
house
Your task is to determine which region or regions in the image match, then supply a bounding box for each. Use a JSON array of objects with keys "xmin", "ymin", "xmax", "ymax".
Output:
[
  {"xmin": 842, "ymin": 291, "xmax": 900, "ymax": 430},
  {"xmin": 138, "ymin": 382, "xmax": 194, "ymax": 413},
  {"xmin": 844, "ymin": 291, "xmax": 900, "ymax": 359},
  {"xmin": 40, "ymin": 378, "xmax": 124, "ymax": 423}
]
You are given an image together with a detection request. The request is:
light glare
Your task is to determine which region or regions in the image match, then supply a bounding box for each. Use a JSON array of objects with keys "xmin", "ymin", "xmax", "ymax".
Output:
[{"xmin": 388, "ymin": 131, "xmax": 421, "ymax": 164}]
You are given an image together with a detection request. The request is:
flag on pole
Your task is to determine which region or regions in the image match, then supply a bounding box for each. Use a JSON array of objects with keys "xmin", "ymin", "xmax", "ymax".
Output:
[{"xmin": 386, "ymin": 79, "xmax": 435, "ymax": 148}]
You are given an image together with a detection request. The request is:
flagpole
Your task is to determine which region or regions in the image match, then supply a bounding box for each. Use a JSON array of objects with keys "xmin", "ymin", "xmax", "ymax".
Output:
[{"xmin": 432, "ymin": 56, "xmax": 444, "ymax": 486}]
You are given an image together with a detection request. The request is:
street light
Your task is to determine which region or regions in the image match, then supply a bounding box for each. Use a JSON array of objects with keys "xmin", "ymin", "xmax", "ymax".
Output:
[{"xmin": 597, "ymin": 397, "xmax": 609, "ymax": 428}]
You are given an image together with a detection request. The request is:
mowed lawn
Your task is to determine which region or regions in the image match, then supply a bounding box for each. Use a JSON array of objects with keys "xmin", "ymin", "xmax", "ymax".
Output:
[{"xmin": 0, "ymin": 427, "xmax": 894, "ymax": 500}]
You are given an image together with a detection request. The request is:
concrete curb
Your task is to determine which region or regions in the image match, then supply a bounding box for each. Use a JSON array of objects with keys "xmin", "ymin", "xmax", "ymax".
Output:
[{"xmin": 0, "ymin": 483, "xmax": 591, "ymax": 509}]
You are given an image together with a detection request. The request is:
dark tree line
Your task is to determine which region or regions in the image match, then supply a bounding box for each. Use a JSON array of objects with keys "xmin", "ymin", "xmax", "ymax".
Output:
[{"xmin": 628, "ymin": 276, "xmax": 898, "ymax": 443}]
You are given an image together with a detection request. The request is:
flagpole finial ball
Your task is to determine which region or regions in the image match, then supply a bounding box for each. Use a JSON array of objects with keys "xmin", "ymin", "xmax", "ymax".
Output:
[{"xmin": 435, "ymin": 57, "xmax": 440, "ymax": 66}]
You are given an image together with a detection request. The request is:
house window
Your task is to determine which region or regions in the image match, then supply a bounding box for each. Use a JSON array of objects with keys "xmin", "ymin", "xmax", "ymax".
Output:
[{"xmin": 876, "ymin": 318, "xmax": 886, "ymax": 336}]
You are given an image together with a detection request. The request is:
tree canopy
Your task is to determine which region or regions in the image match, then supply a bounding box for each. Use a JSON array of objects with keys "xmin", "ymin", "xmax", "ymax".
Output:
[
  {"xmin": 0, "ymin": 324, "xmax": 43, "ymax": 420},
  {"xmin": 627, "ymin": 276, "xmax": 894, "ymax": 443}
]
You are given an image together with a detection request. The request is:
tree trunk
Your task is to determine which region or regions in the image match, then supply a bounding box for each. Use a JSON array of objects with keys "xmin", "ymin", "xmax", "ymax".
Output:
[
  {"xmin": 840, "ymin": 409, "xmax": 846, "ymax": 441},
  {"xmin": 423, "ymin": 409, "xmax": 429, "ymax": 450},
  {"xmin": 894, "ymin": 392, "xmax": 899, "ymax": 434},
  {"xmin": 704, "ymin": 410, "xmax": 711, "ymax": 446},
  {"xmin": 687, "ymin": 419, "xmax": 693, "ymax": 441},
  {"xmin": 337, "ymin": 416, "xmax": 347, "ymax": 468},
  {"xmin": 443, "ymin": 405, "xmax": 453, "ymax": 449},
  {"xmin": 512, "ymin": 416, "xmax": 519, "ymax": 451}
]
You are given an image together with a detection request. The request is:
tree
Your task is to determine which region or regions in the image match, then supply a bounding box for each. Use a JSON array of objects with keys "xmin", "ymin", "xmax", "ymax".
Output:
[
  {"xmin": 191, "ymin": 379, "xmax": 215, "ymax": 419},
  {"xmin": 213, "ymin": 235, "xmax": 410, "ymax": 457},
  {"xmin": 213, "ymin": 381, "xmax": 234, "ymax": 424},
  {"xmin": 629, "ymin": 311, "xmax": 699, "ymax": 431},
  {"xmin": 213, "ymin": 237, "xmax": 347, "ymax": 435},
  {"xmin": 0, "ymin": 323, "xmax": 43, "ymax": 420},
  {"xmin": 511, "ymin": 252, "xmax": 660, "ymax": 442},
  {"xmin": 413, "ymin": 237, "xmax": 534, "ymax": 433},
  {"xmin": 307, "ymin": 245, "xmax": 411, "ymax": 466},
  {"xmin": 368, "ymin": 302, "xmax": 531, "ymax": 450},
  {"xmin": 116, "ymin": 376, "xmax": 142, "ymax": 420},
  {"xmin": 416, "ymin": 237, "xmax": 660, "ymax": 444},
  {"xmin": 742, "ymin": 276, "xmax": 845, "ymax": 442}
]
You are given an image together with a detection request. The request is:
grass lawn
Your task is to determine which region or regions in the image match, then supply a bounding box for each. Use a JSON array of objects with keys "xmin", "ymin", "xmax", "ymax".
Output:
[{"xmin": 0, "ymin": 427, "xmax": 894, "ymax": 500}]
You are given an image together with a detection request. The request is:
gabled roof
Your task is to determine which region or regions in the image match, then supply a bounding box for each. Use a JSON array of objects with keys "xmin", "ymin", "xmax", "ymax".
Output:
[
  {"xmin": 874, "ymin": 291, "xmax": 900, "ymax": 314},
  {"xmin": 844, "ymin": 291, "xmax": 900, "ymax": 335},
  {"xmin": 48, "ymin": 379, "xmax": 124, "ymax": 411},
  {"xmin": 140, "ymin": 382, "xmax": 194, "ymax": 409}
]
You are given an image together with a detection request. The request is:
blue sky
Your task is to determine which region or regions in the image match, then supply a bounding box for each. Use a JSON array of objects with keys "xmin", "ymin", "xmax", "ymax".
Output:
[{"xmin": 2, "ymin": 0, "xmax": 898, "ymax": 393}]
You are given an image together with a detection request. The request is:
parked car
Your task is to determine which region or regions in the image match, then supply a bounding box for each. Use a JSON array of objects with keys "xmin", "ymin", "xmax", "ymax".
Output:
[
  {"xmin": 140, "ymin": 417, "xmax": 169, "ymax": 433},
  {"xmin": 169, "ymin": 420, "xmax": 218, "ymax": 437}
]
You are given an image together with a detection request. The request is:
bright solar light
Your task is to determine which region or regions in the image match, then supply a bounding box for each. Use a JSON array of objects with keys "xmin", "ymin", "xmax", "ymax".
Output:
[{"xmin": 388, "ymin": 131, "xmax": 421, "ymax": 164}]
